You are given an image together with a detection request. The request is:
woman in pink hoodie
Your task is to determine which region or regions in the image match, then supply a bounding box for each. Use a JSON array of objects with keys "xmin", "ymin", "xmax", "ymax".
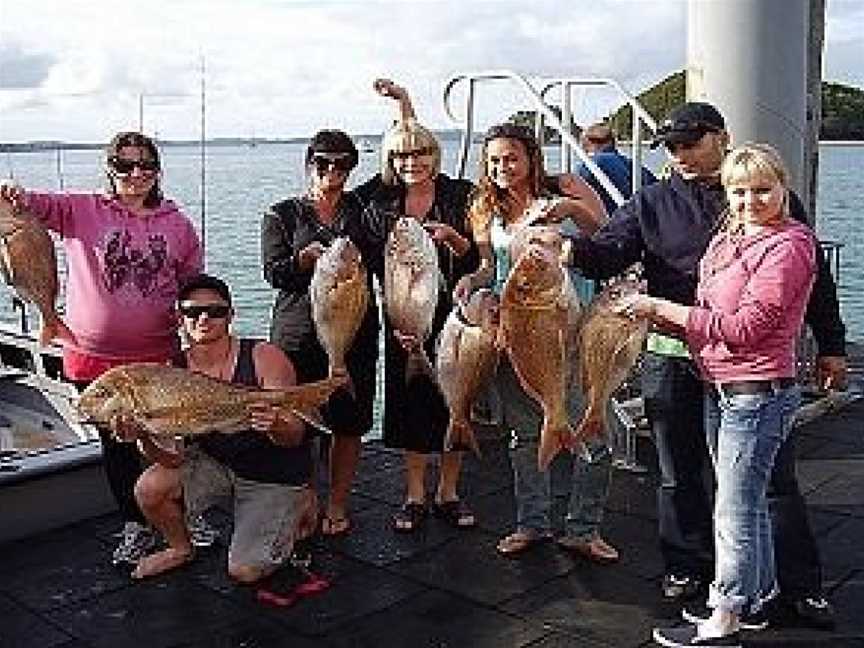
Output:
[
  {"xmin": 618, "ymin": 144, "xmax": 816, "ymax": 648},
  {"xmin": 1, "ymin": 132, "xmax": 202, "ymax": 566}
]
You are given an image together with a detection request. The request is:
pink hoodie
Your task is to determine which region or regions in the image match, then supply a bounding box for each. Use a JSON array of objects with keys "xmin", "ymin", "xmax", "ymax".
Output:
[
  {"xmin": 685, "ymin": 220, "xmax": 816, "ymax": 384},
  {"xmin": 24, "ymin": 191, "xmax": 203, "ymax": 369}
]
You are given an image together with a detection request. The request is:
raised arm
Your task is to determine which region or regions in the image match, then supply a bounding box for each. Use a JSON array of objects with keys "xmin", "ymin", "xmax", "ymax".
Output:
[{"xmin": 373, "ymin": 78, "xmax": 417, "ymax": 123}]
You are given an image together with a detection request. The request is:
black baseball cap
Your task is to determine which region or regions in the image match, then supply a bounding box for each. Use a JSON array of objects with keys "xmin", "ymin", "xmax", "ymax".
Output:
[
  {"xmin": 177, "ymin": 273, "xmax": 232, "ymax": 305},
  {"xmin": 651, "ymin": 102, "xmax": 726, "ymax": 149}
]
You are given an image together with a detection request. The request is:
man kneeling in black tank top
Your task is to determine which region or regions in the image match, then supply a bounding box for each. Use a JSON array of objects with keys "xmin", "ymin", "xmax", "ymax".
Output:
[{"xmin": 129, "ymin": 273, "xmax": 318, "ymax": 582}]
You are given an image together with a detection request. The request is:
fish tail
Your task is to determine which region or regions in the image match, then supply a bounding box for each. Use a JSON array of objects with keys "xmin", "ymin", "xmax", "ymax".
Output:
[
  {"xmin": 537, "ymin": 421, "xmax": 572, "ymax": 471},
  {"xmin": 404, "ymin": 349, "xmax": 436, "ymax": 384},
  {"xmin": 445, "ymin": 419, "xmax": 482, "ymax": 458},
  {"xmin": 573, "ymin": 398, "xmax": 607, "ymax": 445}
]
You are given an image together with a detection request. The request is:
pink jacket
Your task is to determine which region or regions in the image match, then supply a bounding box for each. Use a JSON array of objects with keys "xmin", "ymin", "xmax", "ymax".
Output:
[
  {"xmin": 24, "ymin": 191, "xmax": 203, "ymax": 362},
  {"xmin": 685, "ymin": 220, "xmax": 816, "ymax": 384}
]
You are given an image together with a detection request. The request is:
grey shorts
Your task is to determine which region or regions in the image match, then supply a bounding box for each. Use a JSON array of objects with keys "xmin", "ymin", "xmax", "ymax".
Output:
[{"xmin": 182, "ymin": 446, "xmax": 312, "ymax": 572}]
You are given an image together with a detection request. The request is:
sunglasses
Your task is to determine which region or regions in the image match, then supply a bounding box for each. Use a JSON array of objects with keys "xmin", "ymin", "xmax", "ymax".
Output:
[
  {"xmin": 109, "ymin": 156, "xmax": 159, "ymax": 175},
  {"xmin": 179, "ymin": 303, "xmax": 231, "ymax": 319},
  {"xmin": 311, "ymin": 154, "xmax": 353, "ymax": 173},
  {"xmin": 390, "ymin": 147, "xmax": 434, "ymax": 161}
]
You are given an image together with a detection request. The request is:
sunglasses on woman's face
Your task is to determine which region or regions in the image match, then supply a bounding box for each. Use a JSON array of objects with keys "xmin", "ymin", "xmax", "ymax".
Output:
[
  {"xmin": 109, "ymin": 156, "xmax": 160, "ymax": 175},
  {"xmin": 311, "ymin": 154, "xmax": 353, "ymax": 173},
  {"xmin": 178, "ymin": 303, "xmax": 231, "ymax": 320},
  {"xmin": 390, "ymin": 147, "xmax": 434, "ymax": 161}
]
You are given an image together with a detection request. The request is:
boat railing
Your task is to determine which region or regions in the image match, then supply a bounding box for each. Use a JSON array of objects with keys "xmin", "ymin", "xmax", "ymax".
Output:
[{"xmin": 442, "ymin": 70, "xmax": 658, "ymax": 207}]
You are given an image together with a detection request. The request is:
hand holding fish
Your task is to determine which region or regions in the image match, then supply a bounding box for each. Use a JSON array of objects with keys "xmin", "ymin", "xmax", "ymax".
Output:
[
  {"xmin": 0, "ymin": 183, "xmax": 25, "ymax": 210},
  {"xmin": 109, "ymin": 413, "xmax": 148, "ymax": 442},
  {"xmin": 816, "ymin": 355, "xmax": 848, "ymax": 392},
  {"xmin": 611, "ymin": 292, "xmax": 656, "ymax": 320},
  {"xmin": 297, "ymin": 241, "xmax": 327, "ymax": 272},
  {"xmin": 247, "ymin": 401, "xmax": 304, "ymax": 447},
  {"xmin": 453, "ymin": 275, "xmax": 474, "ymax": 305},
  {"xmin": 423, "ymin": 221, "xmax": 469, "ymax": 256}
]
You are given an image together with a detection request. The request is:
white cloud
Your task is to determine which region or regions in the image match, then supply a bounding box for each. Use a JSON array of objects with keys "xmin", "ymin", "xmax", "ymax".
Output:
[{"xmin": 0, "ymin": 0, "xmax": 859, "ymax": 142}]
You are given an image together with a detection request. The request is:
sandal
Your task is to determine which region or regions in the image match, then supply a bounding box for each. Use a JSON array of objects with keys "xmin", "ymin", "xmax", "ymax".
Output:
[
  {"xmin": 496, "ymin": 530, "xmax": 550, "ymax": 557},
  {"xmin": 321, "ymin": 515, "xmax": 351, "ymax": 537},
  {"xmin": 431, "ymin": 499, "xmax": 476, "ymax": 529},
  {"xmin": 557, "ymin": 534, "xmax": 619, "ymax": 564},
  {"xmin": 392, "ymin": 501, "xmax": 427, "ymax": 533}
]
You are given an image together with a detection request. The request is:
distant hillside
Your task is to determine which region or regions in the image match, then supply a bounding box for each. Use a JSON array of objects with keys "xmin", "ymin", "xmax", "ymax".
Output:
[
  {"xmin": 507, "ymin": 71, "xmax": 864, "ymax": 142},
  {"xmin": 608, "ymin": 72, "xmax": 864, "ymax": 141}
]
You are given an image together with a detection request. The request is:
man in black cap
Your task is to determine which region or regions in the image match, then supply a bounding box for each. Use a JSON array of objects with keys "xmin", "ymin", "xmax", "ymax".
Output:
[{"xmin": 566, "ymin": 101, "xmax": 846, "ymax": 632}]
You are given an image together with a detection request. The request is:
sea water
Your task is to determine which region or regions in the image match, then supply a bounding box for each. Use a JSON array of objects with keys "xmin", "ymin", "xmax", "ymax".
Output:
[{"xmin": 2, "ymin": 140, "xmax": 861, "ymax": 339}]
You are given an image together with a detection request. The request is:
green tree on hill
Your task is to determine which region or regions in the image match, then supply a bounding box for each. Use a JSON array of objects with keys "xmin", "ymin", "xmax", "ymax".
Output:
[{"xmin": 509, "ymin": 72, "xmax": 863, "ymax": 142}]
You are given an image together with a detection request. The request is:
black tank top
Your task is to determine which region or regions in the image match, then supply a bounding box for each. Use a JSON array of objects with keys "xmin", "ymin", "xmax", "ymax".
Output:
[{"xmin": 174, "ymin": 338, "xmax": 311, "ymax": 486}]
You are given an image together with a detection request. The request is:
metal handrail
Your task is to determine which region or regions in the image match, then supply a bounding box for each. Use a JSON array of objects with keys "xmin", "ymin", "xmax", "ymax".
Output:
[
  {"xmin": 538, "ymin": 77, "xmax": 658, "ymax": 202},
  {"xmin": 442, "ymin": 70, "xmax": 658, "ymax": 207}
]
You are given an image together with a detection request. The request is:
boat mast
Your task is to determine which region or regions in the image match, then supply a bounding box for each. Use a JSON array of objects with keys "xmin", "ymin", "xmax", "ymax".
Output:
[{"xmin": 199, "ymin": 54, "xmax": 207, "ymax": 263}]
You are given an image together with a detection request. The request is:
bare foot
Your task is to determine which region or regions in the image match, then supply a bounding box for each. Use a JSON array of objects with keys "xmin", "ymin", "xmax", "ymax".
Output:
[{"xmin": 131, "ymin": 547, "xmax": 193, "ymax": 579}]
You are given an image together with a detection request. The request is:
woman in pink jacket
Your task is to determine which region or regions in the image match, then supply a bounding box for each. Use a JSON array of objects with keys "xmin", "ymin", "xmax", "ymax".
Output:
[
  {"xmin": 616, "ymin": 143, "xmax": 816, "ymax": 648},
  {"xmin": 1, "ymin": 132, "xmax": 203, "ymax": 566}
]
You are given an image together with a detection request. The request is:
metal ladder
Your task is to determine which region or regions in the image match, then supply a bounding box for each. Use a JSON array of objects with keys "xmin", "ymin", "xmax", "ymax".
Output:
[{"xmin": 442, "ymin": 70, "xmax": 658, "ymax": 472}]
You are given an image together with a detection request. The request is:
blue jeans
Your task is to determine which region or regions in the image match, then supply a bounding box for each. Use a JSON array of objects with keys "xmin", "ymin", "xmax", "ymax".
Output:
[
  {"xmin": 498, "ymin": 359, "xmax": 611, "ymax": 540},
  {"xmin": 705, "ymin": 383, "xmax": 800, "ymax": 614}
]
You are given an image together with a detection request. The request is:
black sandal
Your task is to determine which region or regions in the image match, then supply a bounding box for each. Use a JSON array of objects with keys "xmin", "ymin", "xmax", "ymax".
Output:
[
  {"xmin": 431, "ymin": 499, "xmax": 476, "ymax": 529},
  {"xmin": 392, "ymin": 502, "xmax": 427, "ymax": 533}
]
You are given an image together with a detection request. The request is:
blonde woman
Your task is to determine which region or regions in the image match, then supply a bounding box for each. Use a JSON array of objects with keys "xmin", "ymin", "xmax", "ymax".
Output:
[
  {"xmin": 621, "ymin": 144, "xmax": 817, "ymax": 648},
  {"xmin": 359, "ymin": 115, "xmax": 478, "ymax": 533}
]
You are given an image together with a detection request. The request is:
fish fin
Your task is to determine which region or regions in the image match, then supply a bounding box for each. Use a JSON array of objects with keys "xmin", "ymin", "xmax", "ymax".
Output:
[
  {"xmin": 537, "ymin": 421, "xmax": 572, "ymax": 471},
  {"xmin": 275, "ymin": 375, "xmax": 348, "ymax": 414},
  {"xmin": 573, "ymin": 397, "xmax": 606, "ymax": 445},
  {"xmin": 289, "ymin": 409, "xmax": 335, "ymax": 436},
  {"xmin": 445, "ymin": 420, "xmax": 482, "ymax": 458}
]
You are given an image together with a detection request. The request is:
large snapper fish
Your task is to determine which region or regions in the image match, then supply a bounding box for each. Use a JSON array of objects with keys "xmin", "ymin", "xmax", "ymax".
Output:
[
  {"xmin": 76, "ymin": 363, "xmax": 346, "ymax": 441},
  {"xmin": 575, "ymin": 279, "xmax": 648, "ymax": 441},
  {"xmin": 0, "ymin": 199, "xmax": 72, "ymax": 345},
  {"xmin": 436, "ymin": 288, "xmax": 499, "ymax": 456},
  {"xmin": 310, "ymin": 237, "xmax": 369, "ymax": 380},
  {"xmin": 384, "ymin": 217, "xmax": 439, "ymax": 378},
  {"xmin": 499, "ymin": 240, "xmax": 580, "ymax": 470}
]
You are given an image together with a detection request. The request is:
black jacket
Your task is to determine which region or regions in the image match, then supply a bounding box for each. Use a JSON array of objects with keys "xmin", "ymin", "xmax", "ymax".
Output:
[{"xmin": 569, "ymin": 171, "xmax": 846, "ymax": 356}]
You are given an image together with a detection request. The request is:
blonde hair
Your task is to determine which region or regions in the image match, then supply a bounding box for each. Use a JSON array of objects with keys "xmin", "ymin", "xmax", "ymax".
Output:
[
  {"xmin": 720, "ymin": 142, "xmax": 790, "ymax": 231},
  {"xmin": 468, "ymin": 124, "xmax": 545, "ymax": 239},
  {"xmin": 379, "ymin": 118, "xmax": 441, "ymax": 185}
]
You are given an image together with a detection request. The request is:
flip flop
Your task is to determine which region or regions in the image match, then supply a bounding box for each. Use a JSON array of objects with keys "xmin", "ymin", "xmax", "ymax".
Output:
[
  {"xmin": 431, "ymin": 499, "xmax": 476, "ymax": 529},
  {"xmin": 496, "ymin": 530, "xmax": 550, "ymax": 557},
  {"xmin": 392, "ymin": 501, "xmax": 427, "ymax": 533},
  {"xmin": 321, "ymin": 515, "xmax": 352, "ymax": 537}
]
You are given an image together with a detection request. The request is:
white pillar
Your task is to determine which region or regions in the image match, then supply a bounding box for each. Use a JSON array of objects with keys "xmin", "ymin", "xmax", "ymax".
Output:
[{"xmin": 687, "ymin": 0, "xmax": 810, "ymax": 196}]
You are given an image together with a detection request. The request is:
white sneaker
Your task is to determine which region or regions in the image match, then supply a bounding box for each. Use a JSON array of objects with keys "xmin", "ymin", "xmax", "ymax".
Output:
[{"xmin": 112, "ymin": 521, "xmax": 158, "ymax": 565}]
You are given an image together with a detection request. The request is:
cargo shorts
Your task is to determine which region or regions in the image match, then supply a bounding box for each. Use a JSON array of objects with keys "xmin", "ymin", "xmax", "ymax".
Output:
[{"xmin": 181, "ymin": 446, "xmax": 312, "ymax": 572}]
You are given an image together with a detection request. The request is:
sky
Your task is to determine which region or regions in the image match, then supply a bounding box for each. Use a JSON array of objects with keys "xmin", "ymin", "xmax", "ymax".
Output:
[{"xmin": 0, "ymin": 0, "xmax": 861, "ymax": 143}]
